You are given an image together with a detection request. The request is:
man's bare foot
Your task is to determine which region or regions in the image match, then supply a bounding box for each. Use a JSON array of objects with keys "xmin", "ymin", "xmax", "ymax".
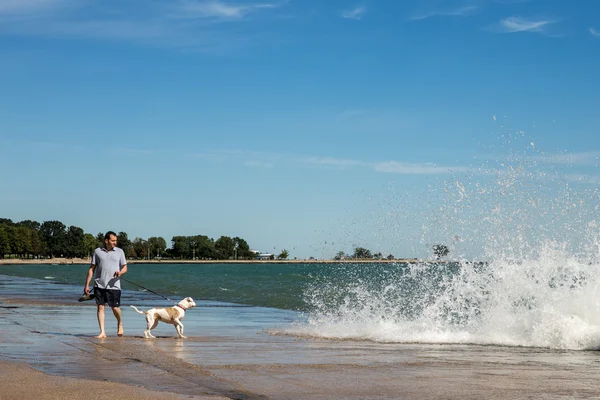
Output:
[
  {"xmin": 95, "ymin": 333, "xmax": 107, "ymax": 338},
  {"xmin": 117, "ymin": 324, "xmax": 124, "ymax": 337}
]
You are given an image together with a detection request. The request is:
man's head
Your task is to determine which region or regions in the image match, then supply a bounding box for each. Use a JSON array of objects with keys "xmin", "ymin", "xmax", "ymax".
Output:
[{"xmin": 104, "ymin": 231, "xmax": 118, "ymax": 250}]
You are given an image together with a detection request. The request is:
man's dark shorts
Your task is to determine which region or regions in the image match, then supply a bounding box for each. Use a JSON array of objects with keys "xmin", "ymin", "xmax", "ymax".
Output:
[{"xmin": 94, "ymin": 288, "xmax": 121, "ymax": 307}]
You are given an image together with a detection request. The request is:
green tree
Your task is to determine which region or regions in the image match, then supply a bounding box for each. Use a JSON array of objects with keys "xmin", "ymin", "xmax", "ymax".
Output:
[
  {"xmin": 133, "ymin": 237, "xmax": 149, "ymax": 259},
  {"xmin": 9, "ymin": 226, "xmax": 30, "ymax": 257},
  {"xmin": 82, "ymin": 233, "xmax": 97, "ymax": 258},
  {"xmin": 127, "ymin": 247, "xmax": 137, "ymax": 259},
  {"xmin": 215, "ymin": 236, "xmax": 235, "ymax": 259},
  {"xmin": 433, "ymin": 244, "xmax": 449, "ymax": 259},
  {"xmin": 334, "ymin": 251, "xmax": 346, "ymax": 260},
  {"xmin": 386, "ymin": 254, "xmax": 394, "ymax": 260},
  {"xmin": 65, "ymin": 226, "xmax": 85, "ymax": 258},
  {"xmin": 39, "ymin": 220, "xmax": 67, "ymax": 257},
  {"xmin": 17, "ymin": 220, "xmax": 41, "ymax": 231},
  {"xmin": 117, "ymin": 231, "xmax": 132, "ymax": 256},
  {"xmin": 171, "ymin": 236, "xmax": 189, "ymax": 258},
  {"xmin": 193, "ymin": 235, "xmax": 215, "ymax": 259},
  {"xmin": 373, "ymin": 252, "xmax": 383, "ymax": 259},
  {"xmin": 277, "ymin": 249, "xmax": 289, "ymax": 259},
  {"xmin": 0, "ymin": 225, "xmax": 10, "ymax": 258},
  {"xmin": 29, "ymin": 228, "xmax": 43, "ymax": 258},
  {"xmin": 352, "ymin": 247, "xmax": 372, "ymax": 259},
  {"xmin": 0, "ymin": 218, "xmax": 14, "ymax": 226},
  {"xmin": 95, "ymin": 232, "xmax": 105, "ymax": 247},
  {"xmin": 233, "ymin": 237, "xmax": 252, "ymax": 259},
  {"xmin": 147, "ymin": 236, "xmax": 167, "ymax": 258},
  {"xmin": 20, "ymin": 226, "xmax": 39, "ymax": 258}
]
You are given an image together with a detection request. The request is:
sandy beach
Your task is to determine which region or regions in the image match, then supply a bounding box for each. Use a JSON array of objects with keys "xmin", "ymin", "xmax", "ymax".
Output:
[{"xmin": 2, "ymin": 272, "xmax": 600, "ymax": 400}]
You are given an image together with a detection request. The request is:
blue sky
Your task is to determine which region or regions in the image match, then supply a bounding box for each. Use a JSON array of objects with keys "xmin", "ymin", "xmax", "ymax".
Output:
[{"xmin": 1, "ymin": 0, "xmax": 599, "ymax": 260}]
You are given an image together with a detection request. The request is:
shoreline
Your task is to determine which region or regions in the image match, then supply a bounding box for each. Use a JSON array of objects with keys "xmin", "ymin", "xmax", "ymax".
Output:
[
  {"xmin": 2, "ymin": 275, "xmax": 600, "ymax": 399},
  {"xmin": 0, "ymin": 257, "xmax": 422, "ymax": 265}
]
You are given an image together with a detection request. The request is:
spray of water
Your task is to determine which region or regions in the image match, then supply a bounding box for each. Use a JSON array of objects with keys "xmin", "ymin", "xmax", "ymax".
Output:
[{"xmin": 278, "ymin": 133, "xmax": 600, "ymax": 350}]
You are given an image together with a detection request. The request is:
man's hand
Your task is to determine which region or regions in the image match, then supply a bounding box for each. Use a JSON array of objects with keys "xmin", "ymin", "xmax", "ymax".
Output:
[
  {"xmin": 84, "ymin": 286, "xmax": 90, "ymax": 295},
  {"xmin": 114, "ymin": 271, "xmax": 121, "ymax": 278}
]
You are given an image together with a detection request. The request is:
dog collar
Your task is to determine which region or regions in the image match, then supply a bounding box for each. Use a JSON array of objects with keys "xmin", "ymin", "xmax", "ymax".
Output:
[{"xmin": 176, "ymin": 304, "xmax": 186, "ymax": 311}]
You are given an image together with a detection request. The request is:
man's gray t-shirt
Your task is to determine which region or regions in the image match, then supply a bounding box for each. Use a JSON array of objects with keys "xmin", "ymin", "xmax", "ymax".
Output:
[{"xmin": 91, "ymin": 247, "xmax": 127, "ymax": 290}]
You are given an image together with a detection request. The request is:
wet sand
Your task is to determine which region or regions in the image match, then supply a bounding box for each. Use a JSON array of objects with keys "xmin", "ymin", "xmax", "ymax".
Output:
[
  {"xmin": 2, "ymin": 289, "xmax": 600, "ymax": 399},
  {"xmin": 0, "ymin": 360, "xmax": 228, "ymax": 400}
]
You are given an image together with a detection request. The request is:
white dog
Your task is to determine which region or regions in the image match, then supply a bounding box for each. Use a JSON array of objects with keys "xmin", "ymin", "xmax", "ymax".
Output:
[{"xmin": 130, "ymin": 297, "xmax": 196, "ymax": 339}]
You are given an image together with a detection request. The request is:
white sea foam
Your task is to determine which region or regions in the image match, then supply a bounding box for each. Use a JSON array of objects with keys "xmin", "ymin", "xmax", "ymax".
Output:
[
  {"xmin": 278, "ymin": 247, "xmax": 600, "ymax": 350},
  {"xmin": 278, "ymin": 134, "xmax": 600, "ymax": 350}
]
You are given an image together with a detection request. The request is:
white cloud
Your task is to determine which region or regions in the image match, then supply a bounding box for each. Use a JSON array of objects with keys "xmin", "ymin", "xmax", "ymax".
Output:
[
  {"xmin": 300, "ymin": 156, "xmax": 366, "ymax": 169},
  {"xmin": 565, "ymin": 174, "xmax": 600, "ymax": 185},
  {"xmin": 193, "ymin": 149, "xmax": 284, "ymax": 167},
  {"xmin": 0, "ymin": 0, "xmax": 284, "ymax": 51},
  {"xmin": 374, "ymin": 161, "xmax": 474, "ymax": 175},
  {"xmin": 534, "ymin": 151, "xmax": 600, "ymax": 166},
  {"xmin": 0, "ymin": 0, "xmax": 72, "ymax": 15},
  {"xmin": 194, "ymin": 149, "xmax": 475, "ymax": 176},
  {"xmin": 175, "ymin": 0, "xmax": 279, "ymax": 19},
  {"xmin": 590, "ymin": 28, "xmax": 600, "ymax": 37},
  {"xmin": 495, "ymin": 17, "xmax": 555, "ymax": 33},
  {"xmin": 410, "ymin": 5, "xmax": 477, "ymax": 21},
  {"xmin": 300, "ymin": 156, "xmax": 474, "ymax": 175},
  {"xmin": 341, "ymin": 6, "xmax": 366, "ymax": 20}
]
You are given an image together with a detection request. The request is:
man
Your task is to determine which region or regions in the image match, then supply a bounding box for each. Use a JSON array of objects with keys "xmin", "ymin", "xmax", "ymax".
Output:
[{"xmin": 84, "ymin": 231, "xmax": 128, "ymax": 338}]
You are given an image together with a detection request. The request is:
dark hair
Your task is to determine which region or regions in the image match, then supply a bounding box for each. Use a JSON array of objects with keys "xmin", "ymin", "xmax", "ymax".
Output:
[{"xmin": 104, "ymin": 231, "xmax": 117, "ymax": 240}]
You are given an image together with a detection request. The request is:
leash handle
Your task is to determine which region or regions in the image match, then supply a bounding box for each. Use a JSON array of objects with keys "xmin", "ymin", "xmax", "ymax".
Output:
[{"xmin": 120, "ymin": 277, "xmax": 176, "ymax": 304}]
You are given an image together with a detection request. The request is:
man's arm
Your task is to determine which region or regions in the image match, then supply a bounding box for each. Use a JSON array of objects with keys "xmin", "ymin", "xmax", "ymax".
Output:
[
  {"xmin": 115, "ymin": 264, "xmax": 127, "ymax": 278},
  {"xmin": 84, "ymin": 264, "xmax": 96, "ymax": 294},
  {"xmin": 115, "ymin": 250, "xmax": 127, "ymax": 278}
]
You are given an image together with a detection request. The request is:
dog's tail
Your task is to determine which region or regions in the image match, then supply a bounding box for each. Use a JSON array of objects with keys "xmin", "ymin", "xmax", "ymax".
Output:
[{"xmin": 130, "ymin": 305, "xmax": 147, "ymax": 315}]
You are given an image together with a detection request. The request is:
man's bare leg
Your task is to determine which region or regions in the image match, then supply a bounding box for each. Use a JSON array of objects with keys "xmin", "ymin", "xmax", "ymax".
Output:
[
  {"xmin": 113, "ymin": 307, "xmax": 123, "ymax": 336},
  {"xmin": 96, "ymin": 305, "xmax": 106, "ymax": 338}
]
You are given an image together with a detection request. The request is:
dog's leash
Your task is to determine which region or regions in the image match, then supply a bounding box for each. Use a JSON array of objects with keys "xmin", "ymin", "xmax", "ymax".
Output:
[{"xmin": 120, "ymin": 277, "xmax": 176, "ymax": 304}]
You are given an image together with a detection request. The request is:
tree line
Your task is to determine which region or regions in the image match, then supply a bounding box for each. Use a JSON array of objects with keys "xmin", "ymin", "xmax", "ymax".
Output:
[
  {"xmin": 0, "ymin": 218, "xmax": 265, "ymax": 260},
  {"xmin": 334, "ymin": 248, "xmax": 396, "ymax": 260},
  {"xmin": 334, "ymin": 244, "xmax": 450, "ymax": 260}
]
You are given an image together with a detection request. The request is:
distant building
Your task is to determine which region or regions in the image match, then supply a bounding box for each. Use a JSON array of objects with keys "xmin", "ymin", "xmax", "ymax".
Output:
[{"xmin": 251, "ymin": 250, "xmax": 274, "ymax": 260}]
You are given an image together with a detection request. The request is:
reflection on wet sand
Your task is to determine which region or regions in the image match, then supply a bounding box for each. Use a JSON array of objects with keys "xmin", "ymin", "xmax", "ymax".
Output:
[{"xmin": 2, "ymin": 294, "xmax": 600, "ymax": 399}]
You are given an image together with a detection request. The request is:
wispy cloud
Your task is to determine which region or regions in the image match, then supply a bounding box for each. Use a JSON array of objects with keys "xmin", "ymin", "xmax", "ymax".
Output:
[
  {"xmin": 0, "ymin": 0, "xmax": 73, "ymax": 15},
  {"xmin": 410, "ymin": 5, "xmax": 477, "ymax": 21},
  {"xmin": 192, "ymin": 149, "xmax": 282, "ymax": 167},
  {"xmin": 299, "ymin": 156, "xmax": 474, "ymax": 175},
  {"xmin": 534, "ymin": 151, "xmax": 600, "ymax": 166},
  {"xmin": 0, "ymin": 0, "xmax": 284, "ymax": 50},
  {"xmin": 565, "ymin": 174, "xmax": 600, "ymax": 185},
  {"xmin": 175, "ymin": 0, "xmax": 280, "ymax": 20},
  {"xmin": 374, "ymin": 161, "xmax": 474, "ymax": 174},
  {"xmin": 590, "ymin": 28, "xmax": 600, "ymax": 37},
  {"xmin": 300, "ymin": 156, "xmax": 367, "ymax": 169},
  {"xmin": 341, "ymin": 6, "xmax": 366, "ymax": 20},
  {"xmin": 493, "ymin": 16, "xmax": 555, "ymax": 33},
  {"xmin": 193, "ymin": 149, "xmax": 474, "ymax": 175}
]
